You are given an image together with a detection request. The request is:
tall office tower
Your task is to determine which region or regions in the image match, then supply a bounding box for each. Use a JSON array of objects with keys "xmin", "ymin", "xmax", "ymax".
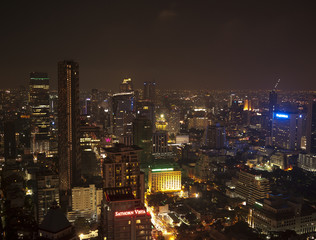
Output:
[
  {"xmin": 204, "ymin": 123, "xmax": 226, "ymax": 149},
  {"xmin": 152, "ymin": 131, "xmax": 169, "ymax": 154},
  {"xmin": 136, "ymin": 100, "xmax": 155, "ymax": 125},
  {"xmin": 143, "ymin": 81, "xmax": 156, "ymax": 102},
  {"xmin": 235, "ymin": 171, "xmax": 270, "ymax": 206},
  {"xmin": 58, "ymin": 60, "xmax": 81, "ymax": 210},
  {"xmin": 29, "ymin": 72, "xmax": 50, "ymax": 153},
  {"xmin": 103, "ymin": 144, "xmax": 144, "ymax": 203},
  {"xmin": 133, "ymin": 117, "xmax": 153, "ymax": 165},
  {"xmin": 120, "ymin": 78, "xmax": 133, "ymax": 92},
  {"xmin": 36, "ymin": 172, "xmax": 59, "ymax": 223},
  {"xmin": 307, "ymin": 94, "xmax": 316, "ymax": 154},
  {"xmin": 112, "ymin": 92, "xmax": 135, "ymax": 142},
  {"xmin": 4, "ymin": 120, "xmax": 16, "ymax": 160},
  {"xmin": 100, "ymin": 187, "xmax": 152, "ymax": 240},
  {"xmin": 272, "ymin": 112, "xmax": 304, "ymax": 150}
]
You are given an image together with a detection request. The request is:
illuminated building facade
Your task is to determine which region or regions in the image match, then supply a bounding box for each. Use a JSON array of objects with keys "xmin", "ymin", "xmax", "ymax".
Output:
[
  {"xmin": 69, "ymin": 184, "xmax": 102, "ymax": 220},
  {"xmin": 29, "ymin": 72, "xmax": 50, "ymax": 153},
  {"xmin": 272, "ymin": 112, "xmax": 304, "ymax": 150},
  {"xmin": 80, "ymin": 124, "xmax": 101, "ymax": 177},
  {"xmin": 58, "ymin": 60, "xmax": 81, "ymax": 209},
  {"xmin": 243, "ymin": 98, "xmax": 252, "ymax": 111},
  {"xmin": 120, "ymin": 78, "xmax": 133, "ymax": 92},
  {"xmin": 235, "ymin": 171, "xmax": 270, "ymax": 206},
  {"xmin": 155, "ymin": 113, "xmax": 167, "ymax": 131},
  {"xmin": 187, "ymin": 109, "xmax": 208, "ymax": 130},
  {"xmin": 148, "ymin": 167, "xmax": 181, "ymax": 193},
  {"xmin": 298, "ymin": 153, "xmax": 316, "ymax": 172},
  {"xmin": 103, "ymin": 144, "xmax": 144, "ymax": 202},
  {"xmin": 100, "ymin": 187, "xmax": 152, "ymax": 240}
]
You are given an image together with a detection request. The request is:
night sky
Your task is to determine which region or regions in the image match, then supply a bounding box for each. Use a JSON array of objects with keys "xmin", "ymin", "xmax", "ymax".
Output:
[{"xmin": 1, "ymin": 0, "xmax": 316, "ymax": 90}]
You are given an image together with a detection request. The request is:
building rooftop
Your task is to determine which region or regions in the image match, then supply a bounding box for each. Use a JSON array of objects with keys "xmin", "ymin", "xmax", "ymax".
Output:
[
  {"xmin": 104, "ymin": 187, "xmax": 135, "ymax": 202},
  {"xmin": 103, "ymin": 144, "xmax": 142, "ymax": 153},
  {"xmin": 39, "ymin": 205, "xmax": 71, "ymax": 233}
]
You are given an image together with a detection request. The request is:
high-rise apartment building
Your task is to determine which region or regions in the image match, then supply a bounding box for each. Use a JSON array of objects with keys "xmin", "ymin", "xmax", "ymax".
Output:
[
  {"xmin": 58, "ymin": 60, "xmax": 81, "ymax": 210},
  {"xmin": 29, "ymin": 72, "xmax": 50, "ymax": 153},
  {"xmin": 103, "ymin": 144, "xmax": 144, "ymax": 202},
  {"xmin": 235, "ymin": 171, "xmax": 270, "ymax": 206},
  {"xmin": 69, "ymin": 184, "xmax": 103, "ymax": 220}
]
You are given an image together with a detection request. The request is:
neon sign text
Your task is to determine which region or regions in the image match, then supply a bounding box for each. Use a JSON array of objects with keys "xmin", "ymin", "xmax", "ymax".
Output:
[{"xmin": 115, "ymin": 209, "xmax": 146, "ymax": 217}]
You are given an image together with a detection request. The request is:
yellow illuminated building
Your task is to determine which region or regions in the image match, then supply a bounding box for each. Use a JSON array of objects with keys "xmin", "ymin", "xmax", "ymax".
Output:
[
  {"xmin": 156, "ymin": 114, "xmax": 168, "ymax": 131},
  {"xmin": 148, "ymin": 168, "xmax": 181, "ymax": 193},
  {"xmin": 243, "ymin": 99, "xmax": 252, "ymax": 111}
]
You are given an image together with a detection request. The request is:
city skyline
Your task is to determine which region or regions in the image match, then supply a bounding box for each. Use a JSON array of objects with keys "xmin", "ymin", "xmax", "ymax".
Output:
[{"xmin": 1, "ymin": 1, "xmax": 316, "ymax": 90}]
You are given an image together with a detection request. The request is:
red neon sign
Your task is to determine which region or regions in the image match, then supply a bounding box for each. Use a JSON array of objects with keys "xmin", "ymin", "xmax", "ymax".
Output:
[
  {"xmin": 115, "ymin": 209, "xmax": 146, "ymax": 217},
  {"xmin": 105, "ymin": 137, "xmax": 111, "ymax": 143}
]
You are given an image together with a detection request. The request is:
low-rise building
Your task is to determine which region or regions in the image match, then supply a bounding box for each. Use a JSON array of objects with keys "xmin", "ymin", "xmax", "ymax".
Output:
[{"xmin": 248, "ymin": 194, "xmax": 316, "ymax": 234}]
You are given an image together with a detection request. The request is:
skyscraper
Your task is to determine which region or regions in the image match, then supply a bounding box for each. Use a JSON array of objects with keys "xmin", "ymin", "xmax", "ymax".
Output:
[
  {"xmin": 58, "ymin": 60, "xmax": 81, "ymax": 210},
  {"xmin": 133, "ymin": 116, "xmax": 153, "ymax": 165},
  {"xmin": 120, "ymin": 78, "xmax": 133, "ymax": 92},
  {"xmin": 143, "ymin": 81, "xmax": 156, "ymax": 102},
  {"xmin": 307, "ymin": 94, "xmax": 316, "ymax": 154},
  {"xmin": 112, "ymin": 92, "xmax": 135, "ymax": 142},
  {"xmin": 272, "ymin": 112, "xmax": 304, "ymax": 150},
  {"xmin": 29, "ymin": 72, "xmax": 50, "ymax": 153}
]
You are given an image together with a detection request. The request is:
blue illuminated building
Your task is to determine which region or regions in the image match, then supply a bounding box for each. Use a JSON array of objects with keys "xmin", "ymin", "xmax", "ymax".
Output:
[{"xmin": 272, "ymin": 112, "xmax": 305, "ymax": 150}]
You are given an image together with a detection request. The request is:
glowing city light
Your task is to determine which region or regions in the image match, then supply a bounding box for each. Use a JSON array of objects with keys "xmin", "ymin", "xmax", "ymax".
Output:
[{"xmin": 275, "ymin": 113, "xmax": 289, "ymax": 119}]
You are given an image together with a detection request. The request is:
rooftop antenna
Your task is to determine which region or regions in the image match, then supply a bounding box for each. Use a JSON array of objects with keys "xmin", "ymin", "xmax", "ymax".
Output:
[{"xmin": 273, "ymin": 79, "xmax": 281, "ymax": 91}]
